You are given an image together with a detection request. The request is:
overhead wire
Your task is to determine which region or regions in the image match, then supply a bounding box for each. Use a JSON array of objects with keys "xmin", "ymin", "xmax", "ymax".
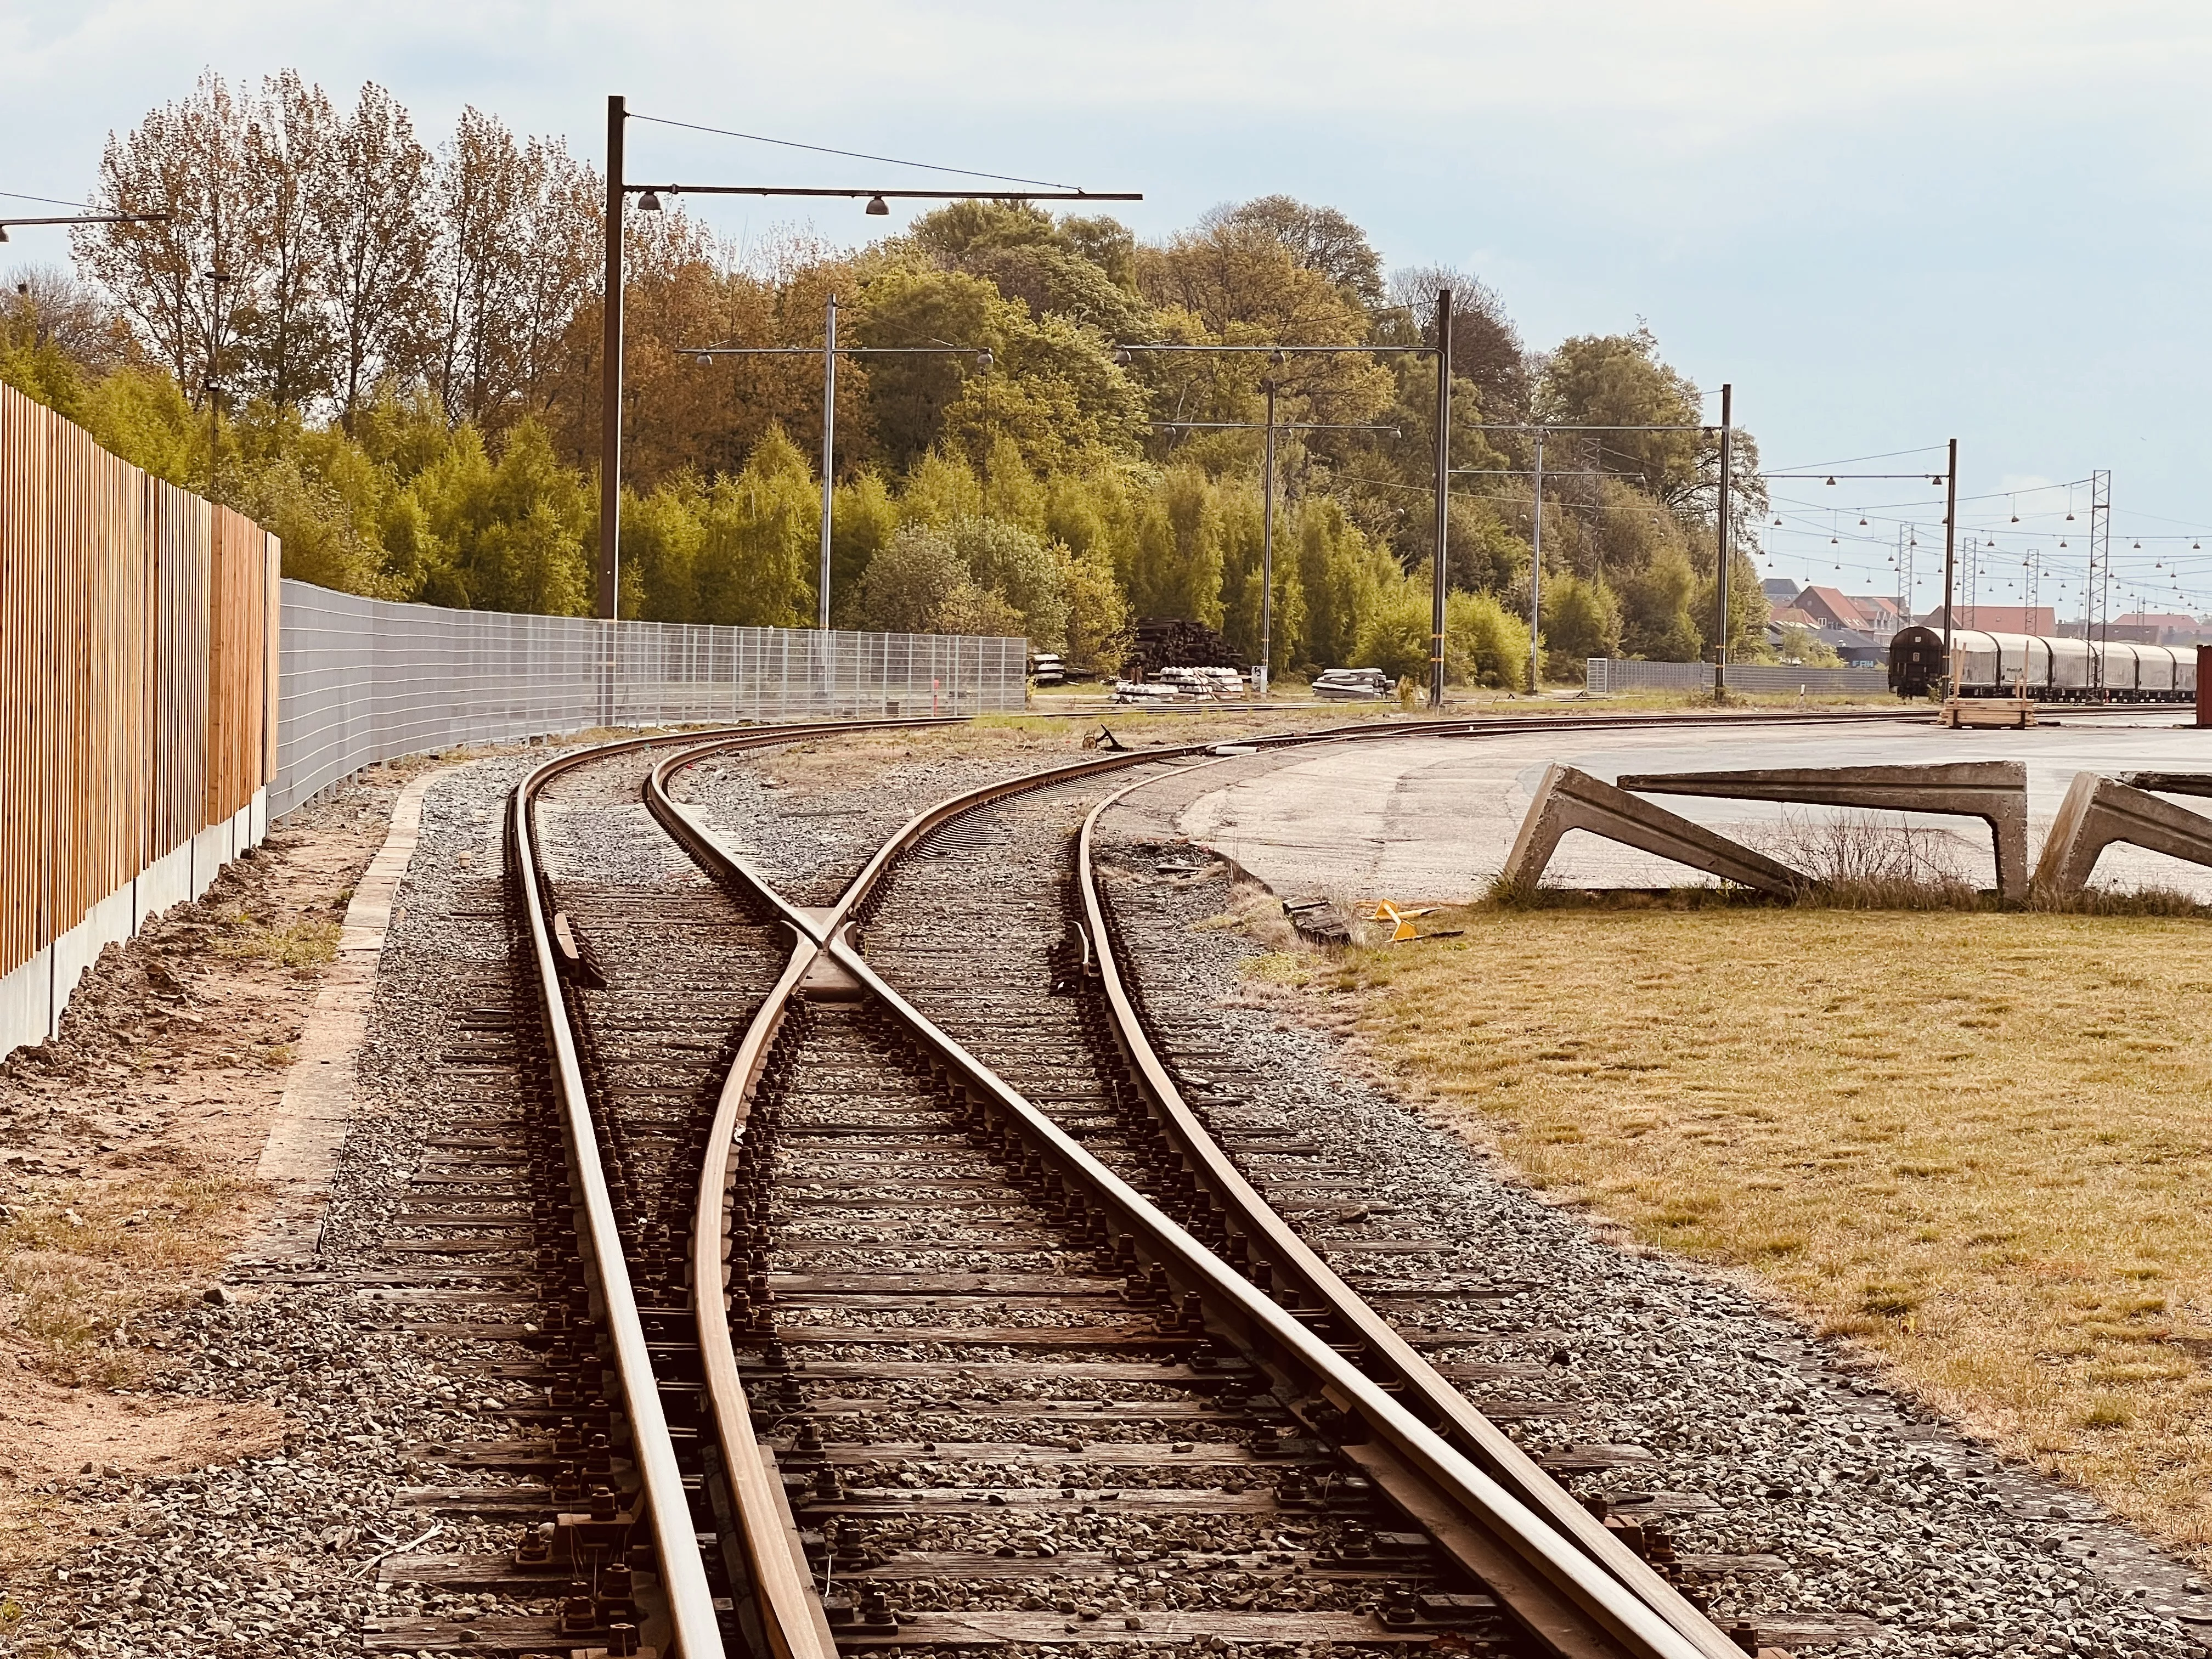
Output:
[{"xmin": 628, "ymin": 114, "xmax": 1079, "ymax": 190}]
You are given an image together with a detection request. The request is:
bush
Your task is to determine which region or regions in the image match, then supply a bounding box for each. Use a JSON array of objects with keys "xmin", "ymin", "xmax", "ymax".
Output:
[
  {"xmin": 1540, "ymin": 572, "xmax": 1622, "ymax": 682},
  {"xmin": 1446, "ymin": 590, "xmax": 1531, "ymax": 688}
]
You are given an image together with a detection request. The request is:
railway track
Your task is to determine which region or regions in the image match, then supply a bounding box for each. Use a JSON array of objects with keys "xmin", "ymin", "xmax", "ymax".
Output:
[{"xmin": 371, "ymin": 709, "xmax": 1918, "ymax": 1658}]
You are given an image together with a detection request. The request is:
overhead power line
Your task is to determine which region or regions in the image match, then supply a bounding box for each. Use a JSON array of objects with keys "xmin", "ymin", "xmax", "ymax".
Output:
[{"xmin": 630, "ymin": 114, "xmax": 1077, "ymax": 191}]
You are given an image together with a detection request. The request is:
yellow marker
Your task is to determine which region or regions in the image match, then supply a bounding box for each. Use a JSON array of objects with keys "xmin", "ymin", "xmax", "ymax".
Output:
[{"xmin": 1370, "ymin": 901, "xmax": 1420, "ymax": 942}]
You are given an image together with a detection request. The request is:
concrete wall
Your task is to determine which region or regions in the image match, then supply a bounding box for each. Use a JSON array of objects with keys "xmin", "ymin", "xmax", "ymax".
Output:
[{"xmin": 0, "ymin": 789, "xmax": 265, "ymax": 1057}]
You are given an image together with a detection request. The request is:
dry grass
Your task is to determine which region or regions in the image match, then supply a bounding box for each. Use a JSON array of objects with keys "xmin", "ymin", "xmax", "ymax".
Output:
[
  {"xmin": 212, "ymin": 915, "xmax": 340, "ymax": 969},
  {"xmin": 1, "ymin": 1175, "xmax": 257, "ymax": 1387},
  {"xmin": 1253, "ymin": 906, "xmax": 2212, "ymax": 1564}
]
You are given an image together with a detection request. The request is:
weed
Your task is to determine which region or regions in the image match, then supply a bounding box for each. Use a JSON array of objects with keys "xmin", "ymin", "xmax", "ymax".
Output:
[{"xmin": 215, "ymin": 918, "xmax": 340, "ymax": 968}]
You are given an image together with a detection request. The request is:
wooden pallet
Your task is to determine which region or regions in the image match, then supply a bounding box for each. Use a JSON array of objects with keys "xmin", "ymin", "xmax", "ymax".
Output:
[{"xmin": 1939, "ymin": 697, "xmax": 2036, "ymax": 729}]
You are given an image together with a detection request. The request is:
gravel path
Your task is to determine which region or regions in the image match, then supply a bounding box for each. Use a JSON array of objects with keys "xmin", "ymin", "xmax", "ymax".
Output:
[
  {"xmin": 1099, "ymin": 772, "xmax": 2212, "ymax": 1659},
  {"xmin": 3, "ymin": 752, "xmax": 546, "ymax": 1658}
]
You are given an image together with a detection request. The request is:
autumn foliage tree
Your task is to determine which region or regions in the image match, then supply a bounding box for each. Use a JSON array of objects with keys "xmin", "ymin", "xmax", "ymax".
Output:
[{"xmin": 16, "ymin": 69, "xmax": 1765, "ymax": 678}]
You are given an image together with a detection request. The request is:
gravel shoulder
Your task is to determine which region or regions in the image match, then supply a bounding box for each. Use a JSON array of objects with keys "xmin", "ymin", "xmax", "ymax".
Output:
[
  {"xmin": 1099, "ymin": 768, "xmax": 2212, "ymax": 1659},
  {"xmin": 0, "ymin": 747, "xmax": 545, "ymax": 1656}
]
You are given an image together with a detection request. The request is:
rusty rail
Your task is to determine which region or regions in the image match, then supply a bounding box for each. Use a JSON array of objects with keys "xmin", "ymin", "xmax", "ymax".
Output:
[{"xmin": 645, "ymin": 719, "xmax": 1775, "ymax": 1658}]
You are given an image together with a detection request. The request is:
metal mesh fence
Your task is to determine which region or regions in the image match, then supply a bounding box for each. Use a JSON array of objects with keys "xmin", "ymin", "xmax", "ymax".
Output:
[
  {"xmin": 272, "ymin": 582, "xmax": 1025, "ymax": 816},
  {"xmin": 1585, "ymin": 658, "xmax": 1889, "ymax": 696}
]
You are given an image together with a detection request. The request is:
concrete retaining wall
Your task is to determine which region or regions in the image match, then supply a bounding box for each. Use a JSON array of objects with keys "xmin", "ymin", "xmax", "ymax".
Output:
[{"xmin": 0, "ymin": 789, "xmax": 266, "ymax": 1057}]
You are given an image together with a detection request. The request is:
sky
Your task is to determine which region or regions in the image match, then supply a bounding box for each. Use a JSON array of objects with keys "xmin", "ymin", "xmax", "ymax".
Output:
[{"xmin": 5, "ymin": 0, "xmax": 2211, "ymax": 620}]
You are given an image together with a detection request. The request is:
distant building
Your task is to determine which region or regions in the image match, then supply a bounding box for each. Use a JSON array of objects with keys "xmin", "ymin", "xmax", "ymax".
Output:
[
  {"xmin": 1762, "ymin": 578, "xmax": 1803, "ymax": 614},
  {"xmin": 1789, "ymin": 585, "xmax": 1909, "ymax": 638},
  {"xmin": 1850, "ymin": 595, "xmax": 1909, "ymax": 637},
  {"xmin": 1917, "ymin": 604, "xmax": 2057, "ymax": 634},
  {"xmin": 2113, "ymin": 612, "xmax": 2212, "ymax": 646},
  {"xmin": 1768, "ymin": 610, "xmax": 1884, "ymax": 666}
]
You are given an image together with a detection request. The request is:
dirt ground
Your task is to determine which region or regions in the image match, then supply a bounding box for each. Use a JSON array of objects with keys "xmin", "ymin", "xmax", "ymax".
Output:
[
  {"xmin": 1248, "ymin": 900, "xmax": 2212, "ymax": 1566},
  {"xmin": 0, "ymin": 759, "xmax": 433, "ymax": 1588}
]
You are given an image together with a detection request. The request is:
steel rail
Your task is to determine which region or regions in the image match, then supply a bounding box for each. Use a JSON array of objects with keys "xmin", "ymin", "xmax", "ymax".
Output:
[
  {"xmin": 637, "ymin": 705, "xmax": 1949, "ymax": 1655},
  {"xmin": 1075, "ymin": 762, "xmax": 1743, "ymax": 1659},
  {"xmin": 509, "ymin": 715, "xmax": 964, "ymax": 1659},
  {"xmin": 814, "ymin": 935, "xmax": 1709, "ymax": 1659},
  {"xmin": 645, "ymin": 729, "xmax": 1762, "ymax": 1657},
  {"xmin": 634, "ymin": 716, "xmax": 967, "ymax": 1659},
  {"xmin": 691, "ymin": 938, "xmax": 837, "ymax": 1659},
  {"xmin": 512, "ymin": 731, "xmax": 742, "ymax": 1659}
]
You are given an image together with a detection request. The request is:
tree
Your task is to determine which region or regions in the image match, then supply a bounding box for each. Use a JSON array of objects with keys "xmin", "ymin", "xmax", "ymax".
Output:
[
  {"xmin": 850, "ymin": 267, "xmax": 1004, "ymax": 471},
  {"xmin": 950, "ymin": 517, "xmax": 1069, "ymax": 649},
  {"xmin": 691, "ymin": 425, "xmax": 817, "ymax": 627},
  {"xmin": 850, "ymin": 522, "xmax": 1020, "ymax": 637},
  {"xmin": 828, "ymin": 470, "xmax": 899, "ymax": 623},
  {"xmin": 432, "ymin": 108, "xmax": 598, "ymax": 427},
  {"xmin": 1387, "ymin": 268, "xmax": 1530, "ymax": 422},
  {"xmin": 1212, "ymin": 197, "xmax": 1384, "ymax": 311},
  {"xmin": 1537, "ymin": 329, "xmax": 1703, "ymax": 505},
  {"xmin": 1352, "ymin": 579, "xmax": 1431, "ymax": 682},
  {"xmin": 1614, "ymin": 547, "xmax": 1702, "ymax": 662},
  {"xmin": 75, "ymin": 71, "xmax": 259, "ymax": 435},
  {"xmin": 1130, "ymin": 465, "xmax": 1225, "ymax": 628},
  {"xmin": 1774, "ymin": 623, "xmax": 1842, "ymax": 667},
  {"xmin": 315, "ymin": 81, "xmax": 435, "ymax": 428},
  {"xmin": 1540, "ymin": 572, "xmax": 1622, "ymax": 681},
  {"xmin": 1059, "ymin": 541, "xmax": 1130, "ymax": 675},
  {"xmin": 1445, "ymin": 590, "xmax": 1530, "ymax": 688},
  {"xmin": 235, "ymin": 70, "xmax": 336, "ymax": 412}
]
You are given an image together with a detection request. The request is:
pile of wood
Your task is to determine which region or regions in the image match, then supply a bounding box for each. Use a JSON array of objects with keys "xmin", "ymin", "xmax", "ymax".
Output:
[
  {"xmin": 1939, "ymin": 697, "xmax": 2037, "ymax": 729},
  {"xmin": 1127, "ymin": 617, "xmax": 1243, "ymax": 678}
]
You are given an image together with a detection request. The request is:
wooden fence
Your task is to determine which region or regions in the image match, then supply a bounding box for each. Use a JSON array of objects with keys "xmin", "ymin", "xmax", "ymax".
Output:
[{"xmin": 0, "ymin": 382, "xmax": 279, "ymax": 1037}]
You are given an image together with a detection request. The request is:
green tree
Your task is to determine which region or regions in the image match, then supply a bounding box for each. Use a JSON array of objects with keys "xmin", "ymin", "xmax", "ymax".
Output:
[
  {"xmin": 1352, "ymin": 578, "xmax": 1432, "ymax": 682},
  {"xmin": 1130, "ymin": 465, "xmax": 1225, "ymax": 627},
  {"xmin": 850, "ymin": 521, "xmax": 1021, "ymax": 637},
  {"xmin": 949, "ymin": 516, "xmax": 1069, "ymax": 649},
  {"xmin": 1539, "ymin": 572, "xmax": 1622, "ymax": 682},
  {"xmin": 1059, "ymin": 542, "xmax": 1130, "ymax": 675},
  {"xmin": 829, "ymin": 469, "xmax": 899, "ymax": 623},
  {"xmin": 692, "ymin": 424, "xmax": 816, "ymax": 627},
  {"xmin": 1446, "ymin": 589, "xmax": 1531, "ymax": 687},
  {"xmin": 1614, "ymin": 548, "xmax": 1701, "ymax": 662}
]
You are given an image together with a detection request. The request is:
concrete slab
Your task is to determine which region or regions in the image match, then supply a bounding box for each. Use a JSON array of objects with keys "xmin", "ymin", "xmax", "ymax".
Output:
[
  {"xmin": 1503, "ymin": 765, "xmax": 1804, "ymax": 895},
  {"xmin": 250, "ymin": 766, "xmax": 438, "ymax": 1263},
  {"xmin": 1175, "ymin": 714, "xmax": 2212, "ymax": 901}
]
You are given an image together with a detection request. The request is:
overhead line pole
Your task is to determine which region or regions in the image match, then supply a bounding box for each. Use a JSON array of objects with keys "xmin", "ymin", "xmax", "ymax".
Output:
[
  {"xmin": 1430, "ymin": 287, "xmax": 1452, "ymax": 708},
  {"xmin": 1260, "ymin": 375, "xmax": 1276, "ymax": 698},
  {"xmin": 1939, "ymin": 437, "xmax": 1958, "ymax": 696},
  {"xmin": 1714, "ymin": 383, "xmax": 1731, "ymax": 698},
  {"xmin": 596, "ymin": 87, "xmax": 1137, "ymax": 665},
  {"xmin": 1528, "ymin": 429, "xmax": 1546, "ymax": 694},
  {"xmin": 600, "ymin": 95, "xmax": 625, "ymax": 629},
  {"xmin": 819, "ymin": 295, "xmax": 838, "ymax": 630}
]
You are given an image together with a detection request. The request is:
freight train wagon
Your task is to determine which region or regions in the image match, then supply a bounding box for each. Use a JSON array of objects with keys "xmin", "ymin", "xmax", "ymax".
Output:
[{"xmin": 1888, "ymin": 625, "xmax": 2198, "ymax": 701}]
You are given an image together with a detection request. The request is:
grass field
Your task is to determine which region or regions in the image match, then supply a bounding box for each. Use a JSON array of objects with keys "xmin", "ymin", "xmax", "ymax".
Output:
[{"xmin": 1254, "ymin": 904, "xmax": 2212, "ymax": 1562}]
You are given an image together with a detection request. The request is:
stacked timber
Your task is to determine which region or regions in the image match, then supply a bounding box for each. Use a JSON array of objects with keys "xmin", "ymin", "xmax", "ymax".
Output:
[{"xmin": 1127, "ymin": 617, "xmax": 1243, "ymax": 678}]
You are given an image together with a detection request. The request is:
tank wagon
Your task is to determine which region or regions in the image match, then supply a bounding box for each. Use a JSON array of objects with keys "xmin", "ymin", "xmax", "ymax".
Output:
[{"xmin": 1889, "ymin": 625, "xmax": 2198, "ymax": 702}]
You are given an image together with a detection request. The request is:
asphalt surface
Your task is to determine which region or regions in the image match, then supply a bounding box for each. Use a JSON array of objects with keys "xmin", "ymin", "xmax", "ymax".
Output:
[{"xmin": 1176, "ymin": 710, "xmax": 2212, "ymax": 900}]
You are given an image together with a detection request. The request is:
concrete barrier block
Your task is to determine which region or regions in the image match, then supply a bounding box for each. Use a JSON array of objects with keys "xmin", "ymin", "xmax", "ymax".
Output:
[
  {"xmin": 1615, "ymin": 761, "xmax": 2029, "ymax": 900},
  {"xmin": 1503, "ymin": 764, "xmax": 1805, "ymax": 896},
  {"xmin": 2034, "ymin": 772, "xmax": 2212, "ymax": 896},
  {"xmin": 0, "ymin": 949, "xmax": 50, "ymax": 1058},
  {"xmin": 136, "ymin": 839, "xmax": 193, "ymax": 928},
  {"xmin": 2113, "ymin": 771, "xmax": 2212, "ymax": 798}
]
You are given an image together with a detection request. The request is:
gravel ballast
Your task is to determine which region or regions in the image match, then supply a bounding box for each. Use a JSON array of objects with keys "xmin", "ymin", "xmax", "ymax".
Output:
[
  {"xmin": 2, "ymin": 751, "xmax": 550, "ymax": 1657},
  {"xmin": 1097, "ymin": 774, "xmax": 2212, "ymax": 1658}
]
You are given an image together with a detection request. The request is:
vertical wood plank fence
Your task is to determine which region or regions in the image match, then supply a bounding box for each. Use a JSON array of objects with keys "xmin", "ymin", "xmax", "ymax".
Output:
[
  {"xmin": 0, "ymin": 383, "xmax": 280, "ymax": 1054},
  {"xmin": 2, "ymin": 383, "xmax": 1028, "ymax": 1059}
]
